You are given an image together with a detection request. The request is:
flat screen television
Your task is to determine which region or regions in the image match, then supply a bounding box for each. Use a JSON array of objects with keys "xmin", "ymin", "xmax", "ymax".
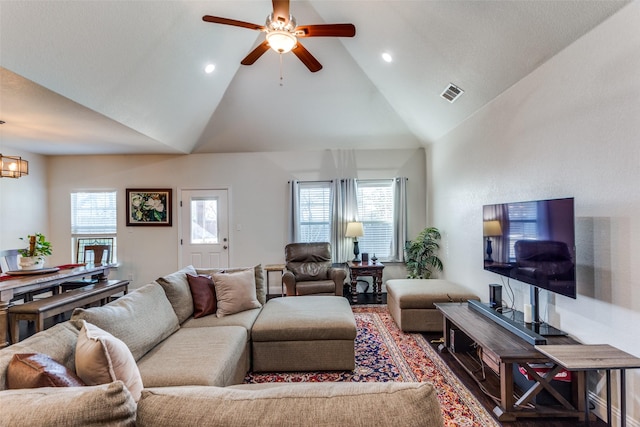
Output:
[{"xmin": 483, "ymin": 197, "xmax": 576, "ymax": 299}]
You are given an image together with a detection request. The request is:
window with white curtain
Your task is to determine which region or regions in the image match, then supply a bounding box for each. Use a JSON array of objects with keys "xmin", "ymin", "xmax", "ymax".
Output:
[
  {"xmin": 70, "ymin": 191, "xmax": 117, "ymax": 262},
  {"xmin": 356, "ymin": 180, "xmax": 394, "ymax": 260},
  {"xmin": 297, "ymin": 182, "xmax": 332, "ymax": 243},
  {"xmin": 292, "ymin": 178, "xmax": 406, "ymax": 263}
]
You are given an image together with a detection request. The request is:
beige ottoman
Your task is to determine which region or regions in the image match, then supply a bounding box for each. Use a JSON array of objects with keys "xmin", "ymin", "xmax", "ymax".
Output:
[
  {"xmin": 251, "ymin": 296, "xmax": 357, "ymax": 372},
  {"xmin": 386, "ymin": 279, "xmax": 480, "ymax": 332}
]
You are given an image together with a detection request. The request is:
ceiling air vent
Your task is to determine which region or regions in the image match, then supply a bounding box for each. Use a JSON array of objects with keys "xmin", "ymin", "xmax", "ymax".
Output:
[{"xmin": 441, "ymin": 83, "xmax": 464, "ymax": 103}]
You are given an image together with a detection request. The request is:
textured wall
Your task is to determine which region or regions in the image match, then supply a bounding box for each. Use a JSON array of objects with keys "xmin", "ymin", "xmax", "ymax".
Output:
[
  {"xmin": 430, "ymin": 3, "xmax": 640, "ymax": 423},
  {"xmin": 0, "ymin": 150, "xmax": 49, "ymax": 252},
  {"xmin": 45, "ymin": 148, "xmax": 426, "ymax": 288}
]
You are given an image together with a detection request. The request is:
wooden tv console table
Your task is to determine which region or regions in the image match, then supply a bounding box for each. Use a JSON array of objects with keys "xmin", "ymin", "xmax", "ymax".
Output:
[{"xmin": 435, "ymin": 302, "xmax": 586, "ymax": 422}]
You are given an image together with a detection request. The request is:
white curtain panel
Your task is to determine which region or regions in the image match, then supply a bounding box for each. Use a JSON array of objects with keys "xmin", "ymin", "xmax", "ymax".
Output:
[
  {"xmin": 391, "ymin": 177, "xmax": 408, "ymax": 262},
  {"xmin": 331, "ymin": 179, "xmax": 358, "ymax": 263},
  {"xmin": 287, "ymin": 180, "xmax": 301, "ymax": 243}
]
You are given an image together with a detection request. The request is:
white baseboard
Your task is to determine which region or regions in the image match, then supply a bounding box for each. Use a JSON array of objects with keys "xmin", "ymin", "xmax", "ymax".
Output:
[{"xmin": 589, "ymin": 390, "xmax": 640, "ymax": 427}]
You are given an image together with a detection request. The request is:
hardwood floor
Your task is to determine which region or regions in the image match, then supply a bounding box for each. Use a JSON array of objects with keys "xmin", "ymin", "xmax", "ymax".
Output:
[{"xmin": 354, "ymin": 292, "xmax": 606, "ymax": 427}]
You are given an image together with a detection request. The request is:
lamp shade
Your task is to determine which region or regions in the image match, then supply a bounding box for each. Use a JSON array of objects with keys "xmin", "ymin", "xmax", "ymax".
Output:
[
  {"xmin": 345, "ymin": 222, "xmax": 364, "ymax": 238},
  {"xmin": 0, "ymin": 154, "xmax": 29, "ymax": 178},
  {"xmin": 266, "ymin": 31, "xmax": 297, "ymax": 53},
  {"xmin": 483, "ymin": 220, "xmax": 502, "ymax": 237}
]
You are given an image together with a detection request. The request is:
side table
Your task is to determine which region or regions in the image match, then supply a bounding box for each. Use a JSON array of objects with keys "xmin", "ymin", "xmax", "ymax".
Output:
[
  {"xmin": 347, "ymin": 261, "xmax": 384, "ymax": 304},
  {"xmin": 535, "ymin": 344, "xmax": 640, "ymax": 427},
  {"xmin": 264, "ymin": 264, "xmax": 286, "ymax": 298}
]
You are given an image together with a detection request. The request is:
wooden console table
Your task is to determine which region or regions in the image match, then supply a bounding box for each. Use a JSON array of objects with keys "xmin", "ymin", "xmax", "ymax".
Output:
[
  {"xmin": 536, "ymin": 344, "xmax": 640, "ymax": 427},
  {"xmin": 435, "ymin": 302, "xmax": 586, "ymax": 422},
  {"xmin": 348, "ymin": 261, "xmax": 384, "ymax": 303},
  {"xmin": 0, "ymin": 264, "xmax": 113, "ymax": 348}
]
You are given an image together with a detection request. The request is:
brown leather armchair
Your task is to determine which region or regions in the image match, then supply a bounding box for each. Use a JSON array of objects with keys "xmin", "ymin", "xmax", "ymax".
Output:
[{"xmin": 282, "ymin": 242, "xmax": 346, "ymax": 296}]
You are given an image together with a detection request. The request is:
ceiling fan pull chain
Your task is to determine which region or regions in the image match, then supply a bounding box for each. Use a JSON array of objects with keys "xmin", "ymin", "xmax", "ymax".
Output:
[{"xmin": 279, "ymin": 53, "xmax": 285, "ymax": 86}]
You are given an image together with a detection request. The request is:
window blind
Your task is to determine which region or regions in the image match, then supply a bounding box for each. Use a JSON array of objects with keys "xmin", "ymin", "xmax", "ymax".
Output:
[
  {"xmin": 71, "ymin": 191, "xmax": 117, "ymax": 235},
  {"xmin": 298, "ymin": 182, "xmax": 331, "ymax": 243},
  {"xmin": 357, "ymin": 180, "xmax": 394, "ymax": 259}
]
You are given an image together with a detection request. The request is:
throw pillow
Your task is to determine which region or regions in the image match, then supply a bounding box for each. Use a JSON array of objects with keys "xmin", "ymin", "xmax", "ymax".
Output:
[
  {"xmin": 156, "ymin": 265, "xmax": 198, "ymax": 324},
  {"xmin": 186, "ymin": 274, "xmax": 217, "ymax": 318},
  {"xmin": 196, "ymin": 264, "xmax": 265, "ymax": 305},
  {"xmin": 7, "ymin": 353, "xmax": 85, "ymax": 389},
  {"xmin": 211, "ymin": 269, "xmax": 262, "ymax": 317},
  {"xmin": 75, "ymin": 320, "xmax": 144, "ymax": 402}
]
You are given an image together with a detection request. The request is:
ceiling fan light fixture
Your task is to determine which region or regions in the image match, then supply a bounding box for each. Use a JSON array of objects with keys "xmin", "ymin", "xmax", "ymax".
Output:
[{"xmin": 266, "ymin": 30, "xmax": 297, "ymax": 53}]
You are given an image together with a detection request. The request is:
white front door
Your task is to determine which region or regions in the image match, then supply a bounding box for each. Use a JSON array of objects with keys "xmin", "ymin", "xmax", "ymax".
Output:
[{"xmin": 179, "ymin": 189, "xmax": 229, "ymax": 268}]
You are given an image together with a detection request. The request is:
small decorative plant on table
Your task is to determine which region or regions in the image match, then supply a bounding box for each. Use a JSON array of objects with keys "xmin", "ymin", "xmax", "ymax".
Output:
[
  {"xmin": 404, "ymin": 227, "xmax": 443, "ymax": 279},
  {"xmin": 18, "ymin": 233, "xmax": 52, "ymax": 270}
]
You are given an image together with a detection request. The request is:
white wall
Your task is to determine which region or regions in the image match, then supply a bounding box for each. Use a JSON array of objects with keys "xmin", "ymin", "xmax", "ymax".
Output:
[
  {"xmin": 0, "ymin": 149, "xmax": 49, "ymax": 251},
  {"xmin": 45, "ymin": 148, "xmax": 426, "ymax": 288},
  {"xmin": 430, "ymin": 2, "xmax": 640, "ymax": 424}
]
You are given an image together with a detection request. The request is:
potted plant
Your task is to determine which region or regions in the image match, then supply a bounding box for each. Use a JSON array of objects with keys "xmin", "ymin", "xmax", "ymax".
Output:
[
  {"xmin": 18, "ymin": 233, "xmax": 52, "ymax": 270},
  {"xmin": 404, "ymin": 227, "xmax": 443, "ymax": 279}
]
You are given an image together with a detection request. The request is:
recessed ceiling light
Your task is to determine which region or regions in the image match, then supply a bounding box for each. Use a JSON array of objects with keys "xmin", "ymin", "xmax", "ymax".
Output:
[
  {"xmin": 204, "ymin": 64, "xmax": 216, "ymax": 74},
  {"xmin": 381, "ymin": 52, "xmax": 393, "ymax": 63}
]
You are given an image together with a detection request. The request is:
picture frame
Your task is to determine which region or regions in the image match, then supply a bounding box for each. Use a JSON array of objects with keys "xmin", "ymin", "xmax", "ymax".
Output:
[{"xmin": 126, "ymin": 188, "xmax": 172, "ymax": 226}]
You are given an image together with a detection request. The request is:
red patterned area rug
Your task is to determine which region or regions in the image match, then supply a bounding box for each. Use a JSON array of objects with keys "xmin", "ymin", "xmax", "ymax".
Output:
[{"xmin": 244, "ymin": 305, "xmax": 499, "ymax": 427}]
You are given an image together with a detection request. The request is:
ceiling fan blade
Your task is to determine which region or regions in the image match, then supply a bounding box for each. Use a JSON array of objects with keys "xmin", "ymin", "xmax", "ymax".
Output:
[
  {"xmin": 272, "ymin": 0, "xmax": 290, "ymax": 23},
  {"xmin": 295, "ymin": 24, "xmax": 356, "ymax": 38},
  {"xmin": 241, "ymin": 41, "xmax": 270, "ymax": 65},
  {"xmin": 292, "ymin": 42, "xmax": 322, "ymax": 72},
  {"xmin": 202, "ymin": 15, "xmax": 264, "ymax": 31}
]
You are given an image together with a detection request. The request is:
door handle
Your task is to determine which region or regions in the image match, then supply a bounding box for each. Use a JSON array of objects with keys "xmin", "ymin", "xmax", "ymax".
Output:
[{"xmin": 223, "ymin": 245, "xmax": 228, "ymax": 250}]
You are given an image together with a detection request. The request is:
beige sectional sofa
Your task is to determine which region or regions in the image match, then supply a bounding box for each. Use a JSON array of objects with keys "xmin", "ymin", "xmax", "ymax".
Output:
[{"xmin": 0, "ymin": 265, "xmax": 444, "ymax": 426}]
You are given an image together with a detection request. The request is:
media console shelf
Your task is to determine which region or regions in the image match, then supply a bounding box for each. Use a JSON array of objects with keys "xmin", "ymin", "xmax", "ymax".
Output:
[{"xmin": 435, "ymin": 302, "xmax": 586, "ymax": 422}]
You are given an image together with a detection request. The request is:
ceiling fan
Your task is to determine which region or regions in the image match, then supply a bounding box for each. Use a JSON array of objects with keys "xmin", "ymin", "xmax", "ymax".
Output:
[{"xmin": 203, "ymin": 0, "xmax": 356, "ymax": 72}]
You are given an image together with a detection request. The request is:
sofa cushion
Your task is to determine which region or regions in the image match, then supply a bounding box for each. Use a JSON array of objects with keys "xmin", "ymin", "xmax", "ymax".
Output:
[
  {"xmin": 71, "ymin": 283, "xmax": 180, "ymax": 361},
  {"xmin": 186, "ymin": 274, "xmax": 217, "ymax": 318},
  {"xmin": 252, "ymin": 296, "xmax": 356, "ymax": 342},
  {"xmin": 385, "ymin": 279, "xmax": 479, "ymax": 309},
  {"xmin": 181, "ymin": 307, "xmax": 261, "ymax": 341},
  {"xmin": 7, "ymin": 353, "xmax": 85, "ymax": 389},
  {"xmin": 0, "ymin": 322, "xmax": 80, "ymax": 391},
  {"xmin": 0, "ymin": 381, "xmax": 136, "ymax": 426},
  {"xmin": 136, "ymin": 326, "xmax": 248, "ymax": 388},
  {"xmin": 211, "ymin": 269, "xmax": 262, "ymax": 317},
  {"xmin": 75, "ymin": 320, "xmax": 143, "ymax": 402},
  {"xmin": 136, "ymin": 382, "xmax": 443, "ymax": 427},
  {"xmin": 156, "ymin": 265, "xmax": 198, "ymax": 323},
  {"xmin": 196, "ymin": 264, "xmax": 265, "ymax": 305}
]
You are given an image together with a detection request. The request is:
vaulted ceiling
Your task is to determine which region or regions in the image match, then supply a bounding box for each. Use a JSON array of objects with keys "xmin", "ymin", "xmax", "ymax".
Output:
[{"xmin": 0, "ymin": 1, "xmax": 630, "ymax": 156}]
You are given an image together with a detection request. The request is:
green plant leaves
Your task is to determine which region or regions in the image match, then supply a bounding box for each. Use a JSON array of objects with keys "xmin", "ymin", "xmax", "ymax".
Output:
[
  {"xmin": 18, "ymin": 233, "xmax": 52, "ymax": 258},
  {"xmin": 404, "ymin": 227, "xmax": 443, "ymax": 279}
]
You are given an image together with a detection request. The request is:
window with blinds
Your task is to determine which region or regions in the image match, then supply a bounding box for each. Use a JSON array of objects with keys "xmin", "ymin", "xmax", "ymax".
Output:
[
  {"xmin": 357, "ymin": 180, "xmax": 394, "ymax": 259},
  {"xmin": 71, "ymin": 191, "xmax": 117, "ymax": 261},
  {"xmin": 298, "ymin": 182, "xmax": 331, "ymax": 243},
  {"xmin": 507, "ymin": 201, "xmax": 538, "ymax": 261}
]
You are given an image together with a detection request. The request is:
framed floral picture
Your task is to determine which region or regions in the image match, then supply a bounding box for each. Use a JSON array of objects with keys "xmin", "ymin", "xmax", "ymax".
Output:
[{"xmin": 126, "ymin": 189, "xmax": 172, "ymax": 226}]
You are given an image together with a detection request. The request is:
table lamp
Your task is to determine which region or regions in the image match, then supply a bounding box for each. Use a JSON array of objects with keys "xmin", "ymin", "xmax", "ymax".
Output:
[{"xmin": 345, "ymin": 222, "xmax": 364, "ymax": 262}]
